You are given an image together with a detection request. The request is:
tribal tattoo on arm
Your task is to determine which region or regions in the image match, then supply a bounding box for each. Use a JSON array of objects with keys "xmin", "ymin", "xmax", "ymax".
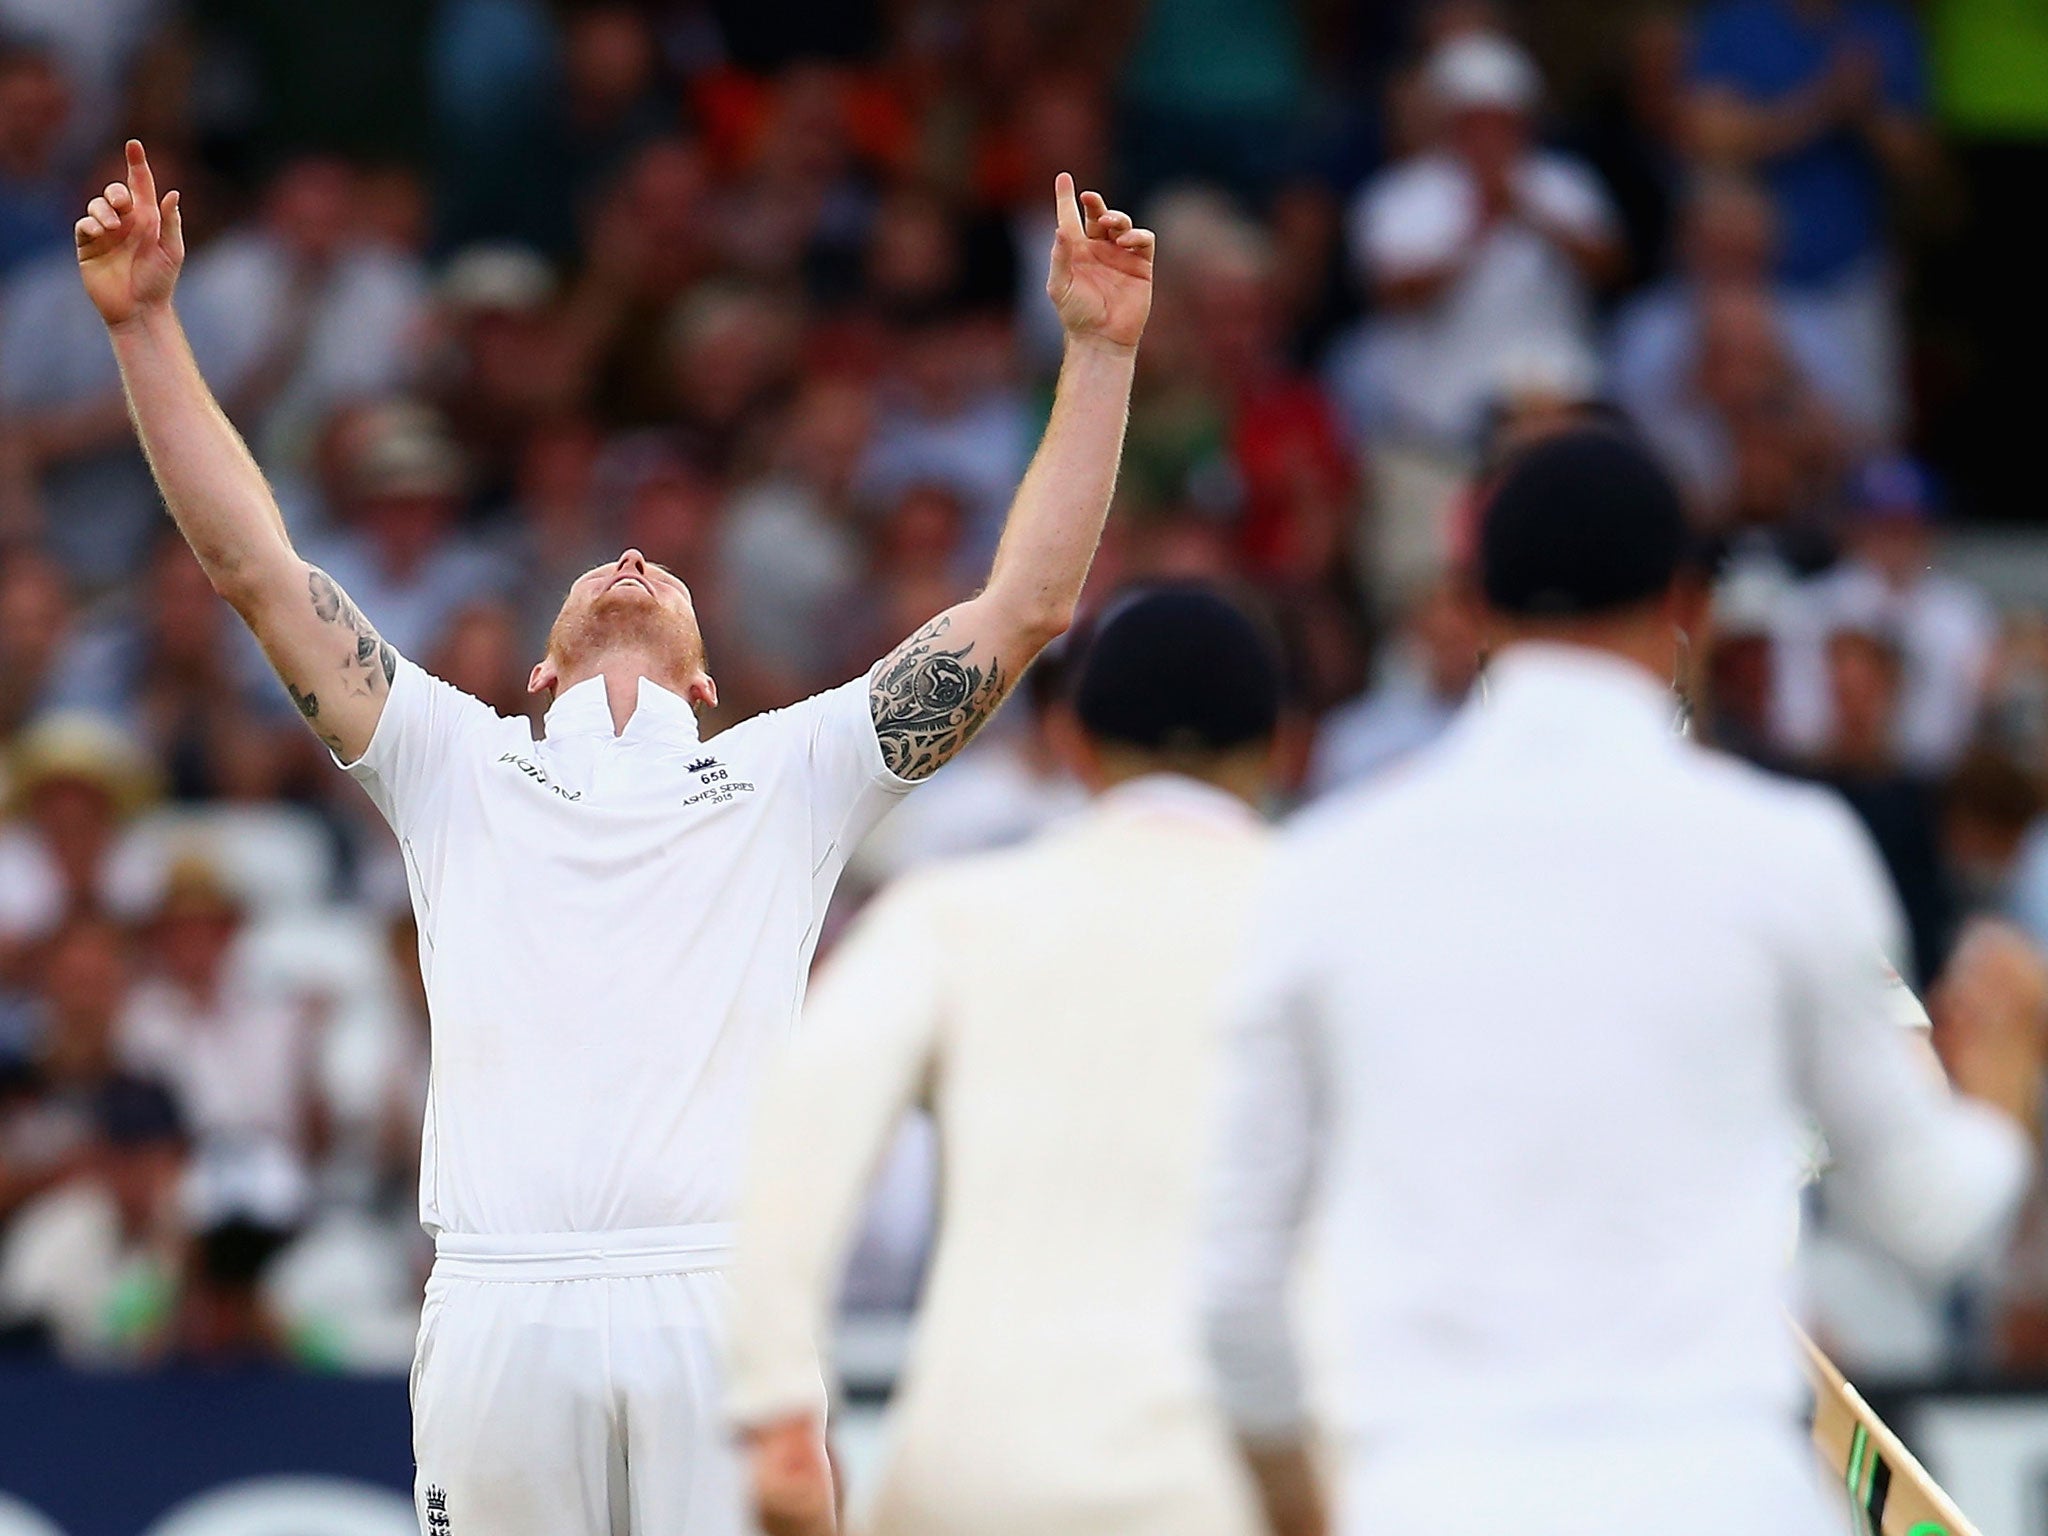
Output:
[
  {"xmin": 868, "ymin": 614, "xmax": 1008, "ymax": 780},
  {"xmin": 285, "ymin": 566, "xmax": 397, "ymax": 755}
]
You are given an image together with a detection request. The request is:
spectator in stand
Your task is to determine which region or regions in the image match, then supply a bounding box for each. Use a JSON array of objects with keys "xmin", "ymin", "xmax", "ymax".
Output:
[
  {"xmin": 718, "ymin": 376, "xmax": 869, "ymax": 700},
  {"xmin": 177, "ymin": 156, "xmax": 430, "ymax": 477},
  {"xmin": 1693, "ymin": 557, "xmax": 1797, "ymax": 768},
  {"xmin": 498, "ymin": 416, "xmax": 611, "ymax": 662},
  {"xmin": 298, "ymin": 403, "xmax": 509, "ymax": 662},
  {"xmin": 0, "ymin": 41, "xmax": 71, "ymax": 279},
  {"xmin": 1184, "ymin": 210, "xmax": 1356, "ymax": 587},
  {"xmin": 1335, "ymin": 32, "xmax": 1620, "ymax": 594},
  {"xmin": 429, "ymin": 244, "xmax": 575, "ymax": 517},
  {"xmin": 1687, "ymin": 0, "xmax": 1934, "ymax": 441},
  {"xmin": 1809, "ymin": 615, "xmax": 1959, "ymax": 982},
  {"xmin": 662, "ymin": 280, "xmax": 805, "ymax": 473},
  {"xmin": 116, "ymin": 858, "xmax": 324, "ymax": 1199},
  {"xmin": 1117, "ymin": 0, "xmax": 1310, "ymax": 198},
  {"xmin": 0, "ymin": 543, "xmax": 78, "ymax": 741},
  {"xmin": 1775, "ymin": 458, "xmax": 1997, "ymax": 774},
  {"xmin": 558, "ymin": 137, "xmax": 718, "ymax": 424},
  {"xmin": 0, "ymin": 712, "xmax": 156, "ymax": 949},
  {"xmin": 1942, "ymin": 749, "xmax": 2046, "ymax": 922},
  {"xmin": 1610, "ymin": 173, "xmax": 1887, "ymax": 448},
  {"xmin": 0, "ymin": 917, "xmax": 155, "ymax": 1221},
  {"xmin": 56, "ymin": 538, "xmax": 289, "ymax": 800},
  {"xmin": 860, "ymin": 302, "xmax": 1031, "ymax": 561},
  {"xmin": 842, "ymin": 481, "xmax": 976, "ymax": 678},
  {"xmin": 0, "ymin": 0, "xmax": 169, "ymax": 172},
  {"xmin": 995, "ymin": 71, "xmax": 1110, "ymax": 377},
  {"xmin": 1567, "ymin": 8, "xmax": 1691, "ymax": 294},
  {"xmin": 0, "ymin": 1073, "xmax": 183, "ymax": 1362},
  {"xmin": 429, "ymin": 599, "xmax": 532, "ymax": 724},
  {"xmin": 1308, "ymin": 577, "xmax": 1479, "ymax": 796},
  {"xmin": 1632, "ymin": 281, "xmax": 1845, "ymax": 532},
  {"xmin": 0, "ymin": 147, "xmax": 191, "ymax": 586}
]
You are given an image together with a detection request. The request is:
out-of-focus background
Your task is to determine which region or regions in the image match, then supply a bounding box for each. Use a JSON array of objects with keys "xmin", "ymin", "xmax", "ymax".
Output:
[{"xmin": 4, "ymin": 0, "xmax": 2048, "ymax": 1530}]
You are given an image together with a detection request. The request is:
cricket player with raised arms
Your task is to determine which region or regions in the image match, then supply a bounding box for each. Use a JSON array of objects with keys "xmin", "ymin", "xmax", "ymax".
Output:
[{"xmin": 75, "ymin": 139, "xmax": 1153, "ymax": 1536}]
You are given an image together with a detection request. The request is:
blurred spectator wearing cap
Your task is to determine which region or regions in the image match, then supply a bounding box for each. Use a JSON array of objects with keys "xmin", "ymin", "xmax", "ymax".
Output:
[
  {"xmin": 0, "ymin": 1072, "xmax": 183, "ymax": 1362},
  {"xmin": 1693, "ymin": 556, "xmax": 1798, "ymax": 768},
  {"xmin": 1610, "ymin": 173, "xmax": 1890, "ymax": 453},
  {"xmin": 0, "ymin": 711, "xmax": 156, "ymax": 949},
  {"xmin": 176, "ymin": 156, "xmax": 429, "ymax": 476},
  {"xmin": 115, "ymin": 857, "xmax": 325, "ymax": 1196},
  {"xmin": 1334, "ymin": 32, "xmax": 1621, "ymax": 592},
  {"xmin": 1686, "ymin": 0, "xmax": 1933, "ymax": 445},
  {"xmin": 730, "ymin": 584, "xmax": 1282, "ymax": 1536},
  {"xmin": 298, "ymin": 402, "xmax": 510, "ymax": 661},
  {"xmin": 1775, "ymin": 458, "xmax": 1997, "ymax": 775}
]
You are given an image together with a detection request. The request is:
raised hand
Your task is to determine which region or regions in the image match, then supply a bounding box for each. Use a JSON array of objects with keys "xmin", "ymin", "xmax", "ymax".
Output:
[
  {"xmin": 1046, "ymin": 172, "xmax": 1154, "ymax": 352},
  {"xmin": 76, "ymin": 139, "xmax": 185, "ymax": 330}
]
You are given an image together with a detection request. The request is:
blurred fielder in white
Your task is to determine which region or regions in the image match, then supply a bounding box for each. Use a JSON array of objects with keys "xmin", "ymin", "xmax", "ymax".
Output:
[
  {"xmin": 75, "ymin": 140, "xmax": 1153, "ymax": 1536},
  {"xmin": 1201, "ymin": 428, "xmax": 2033, "ymax": 1536},
  {"xmin": 727, "ymin": 586, "xmax": 1285, "ymax": 1536}
]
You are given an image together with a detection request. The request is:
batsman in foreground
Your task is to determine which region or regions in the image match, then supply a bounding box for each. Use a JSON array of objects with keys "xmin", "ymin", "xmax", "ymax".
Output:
[
  {"xmin": 1202, "ymin": 430, "xmax": 2033, "ymax": 1536},
  {"xmin": 77, "ymin": 140, "xmax": 1152, "ymax": 1536}
]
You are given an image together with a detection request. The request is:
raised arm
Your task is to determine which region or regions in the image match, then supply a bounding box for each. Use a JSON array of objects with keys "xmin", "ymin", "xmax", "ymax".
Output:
[
  {"xmin": 77, "ymin": 141, "xmax": 395, "ymax": 763},
  {"xmin": 867, "ymin": 172, "xmax": 1152, "ymax": 780}
]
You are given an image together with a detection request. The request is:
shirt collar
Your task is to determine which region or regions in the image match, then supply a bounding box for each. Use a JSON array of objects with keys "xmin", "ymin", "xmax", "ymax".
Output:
[
  {"xmin": 1093, "ymin": 773, "xmax": 1265, "ymax": 833},
  {"xmin": 543, "ymin": 675, "xmax": 703, "ymax": 745},
  {"xmin": 1470, "ymin": 642, "xmax": 1685, "ymax": 746}
]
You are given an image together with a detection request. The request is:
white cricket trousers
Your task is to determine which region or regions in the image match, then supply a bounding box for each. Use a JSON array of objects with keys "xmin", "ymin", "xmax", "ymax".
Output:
[{"xmin": 411, "ymin": 1225, "xmax": 745, "ymax": 1536}]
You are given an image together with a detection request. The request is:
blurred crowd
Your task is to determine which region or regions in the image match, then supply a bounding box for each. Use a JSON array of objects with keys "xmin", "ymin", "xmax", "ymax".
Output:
[{"xmin": 2, "ymin": 0, "xmax": 2048, "ymax": 1380}]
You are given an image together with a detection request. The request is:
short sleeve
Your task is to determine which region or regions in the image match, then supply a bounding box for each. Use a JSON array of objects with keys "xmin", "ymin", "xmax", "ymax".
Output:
[
  {"xmin": 339, "ymin": 657, "xmax": 496, "ymax": 838},
  {"xmin": 787, "ymin": 672, "xmax": 919, "ymax": 878}
]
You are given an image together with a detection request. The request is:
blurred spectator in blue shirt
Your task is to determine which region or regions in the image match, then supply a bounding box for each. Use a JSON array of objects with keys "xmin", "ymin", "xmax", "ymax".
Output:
[
  {"xmin": 1688, "ymin": 0, "xmax": 1931, "ymax": 288},
  {"xmin": 0, "ymin": 42, "xmax": 72, "ymax": 280}
]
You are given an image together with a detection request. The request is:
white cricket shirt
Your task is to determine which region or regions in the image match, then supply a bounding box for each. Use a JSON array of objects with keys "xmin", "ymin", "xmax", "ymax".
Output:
[
  {"xmin": 1203, "ymin": 643, "xmax": 2028, "ymax": 1459},
  {"xmin": 344, "ymin": 659, "xmax": 913, "ymax": 1237}
]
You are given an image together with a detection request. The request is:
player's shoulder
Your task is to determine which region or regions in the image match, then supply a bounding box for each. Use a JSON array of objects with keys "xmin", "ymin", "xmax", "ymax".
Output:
[{"xmin": 1676, "ymin": 744, "xmax": 1876, "ymax": 871}]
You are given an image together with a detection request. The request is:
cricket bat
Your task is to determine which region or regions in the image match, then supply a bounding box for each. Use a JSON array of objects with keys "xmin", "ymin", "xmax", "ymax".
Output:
[{"xmin": 1800, "ymin": 1328, "xmax": 1981, "ymax": 1536}]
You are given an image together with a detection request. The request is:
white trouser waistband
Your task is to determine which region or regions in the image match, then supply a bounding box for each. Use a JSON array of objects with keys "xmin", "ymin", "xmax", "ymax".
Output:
[{"xmin": 431, "ymin": 1223, "xmax": 734, "ymax": 1281}]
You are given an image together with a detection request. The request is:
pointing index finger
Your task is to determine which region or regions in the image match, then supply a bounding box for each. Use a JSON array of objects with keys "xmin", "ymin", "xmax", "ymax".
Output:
[
  {"xmin": 1053, "ymin": 172, "xmax": 1084, "ymax": 239},
  {"xmin": 127, "ymin": 139, "xmax": 156, "ymax": 211}
]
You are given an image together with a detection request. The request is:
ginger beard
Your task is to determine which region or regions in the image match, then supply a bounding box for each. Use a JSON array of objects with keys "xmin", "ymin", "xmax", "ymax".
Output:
[{"xmin": 541, "ymin": 569, "xmax": 711, "ymax": 704}]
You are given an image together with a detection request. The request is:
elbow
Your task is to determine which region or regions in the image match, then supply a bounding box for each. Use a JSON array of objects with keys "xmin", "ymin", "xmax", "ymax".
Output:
[{"xmin": 1016, "ymin": 599, "xmax": 1078, "ymax": 654}]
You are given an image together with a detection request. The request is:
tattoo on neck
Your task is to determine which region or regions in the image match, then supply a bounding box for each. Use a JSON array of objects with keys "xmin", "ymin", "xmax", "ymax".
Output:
[{"xmin": 869, "ymin": 614, "xmax": 1006, "ymax": 780}]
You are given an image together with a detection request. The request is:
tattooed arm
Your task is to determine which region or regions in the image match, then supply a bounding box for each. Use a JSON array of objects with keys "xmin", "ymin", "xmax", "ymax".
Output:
[
  {"xmin": 79, "ymin": 142, "xmax": 398, "ymax": 761},
  {"xmin": 869, "ymin": 174, "xmax": 1153, "ymax": 780}
]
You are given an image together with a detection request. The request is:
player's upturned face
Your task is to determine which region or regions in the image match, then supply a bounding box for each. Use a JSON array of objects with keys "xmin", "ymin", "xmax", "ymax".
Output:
[{"xmin": 545, "ymin": 549, "xmax": 708, "ymax": 683}]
